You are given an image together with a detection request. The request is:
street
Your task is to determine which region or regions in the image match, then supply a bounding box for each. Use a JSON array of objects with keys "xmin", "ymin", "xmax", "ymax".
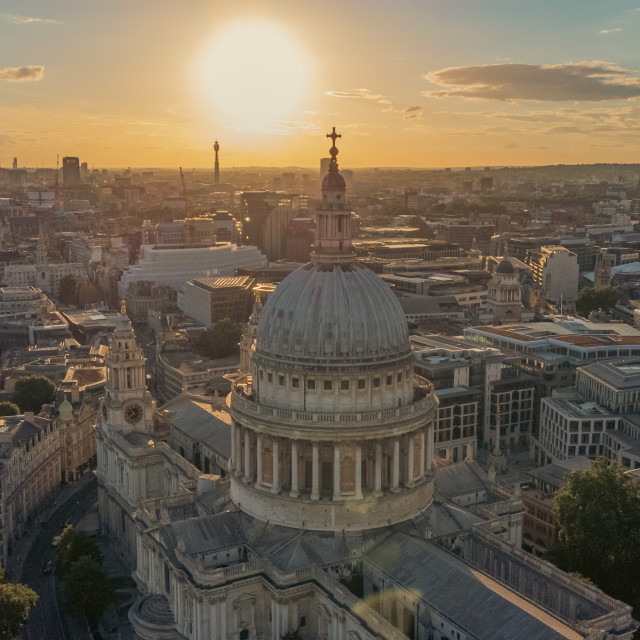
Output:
[{"xmin": 19, "ymin": 478, "xmax": 98, "ymax": 640}]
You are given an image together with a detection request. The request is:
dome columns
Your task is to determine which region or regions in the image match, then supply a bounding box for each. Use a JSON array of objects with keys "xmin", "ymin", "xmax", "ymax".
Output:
[{"xmin": 231, "ymin": 419, "xmax": 435, "ymax": 514}]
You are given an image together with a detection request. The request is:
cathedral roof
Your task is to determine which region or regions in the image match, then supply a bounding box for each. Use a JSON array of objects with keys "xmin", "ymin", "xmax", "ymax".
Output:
[{"xmin": 255, "ymin": 262, "xmax": 411, "ymax": 365}]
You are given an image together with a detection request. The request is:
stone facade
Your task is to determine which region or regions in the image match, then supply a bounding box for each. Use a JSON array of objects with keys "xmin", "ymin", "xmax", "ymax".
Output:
[{"xmin": 0, "ymin": 408, "xmax": 60, "ymax": 567}]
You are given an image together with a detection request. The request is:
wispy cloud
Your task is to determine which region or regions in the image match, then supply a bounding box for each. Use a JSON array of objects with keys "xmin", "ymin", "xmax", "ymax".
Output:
[
  {"xmin": 327, "ymin": 87, "xmax": 423, "ymax": 120},
  {"xmin": 402, "ymin": 105, "xmax": 423, "ymax": 120},
  {"xmin": 423, "ymin": 62, "xmax": 640, "ymax": 102},
  {"xmin": 326, "ymin": 89, "xmax": 385, "ymax": 101},
  {"xmin": 0, "ymin": 65, "xmax": 45, "ymax": 82},
  {"xmin": 4, "ymin": 14, "xmax": 58, "ymax": 24},
  {"xmin": 600, "ymin": 27, "xmax": 622, "ymax": 34}
]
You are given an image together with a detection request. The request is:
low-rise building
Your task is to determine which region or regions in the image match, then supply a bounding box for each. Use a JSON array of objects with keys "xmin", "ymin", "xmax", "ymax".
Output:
[
  {"xmin": 0, "ymin": 409, "xmax": 60, "ymax": 566},
  {"xmin": 521, "ymin": 457, "xmax": 591, "ymax": 554},
  {"xmin": 181, "ymin": 276, "xmax": 255, "ymax": 327}
]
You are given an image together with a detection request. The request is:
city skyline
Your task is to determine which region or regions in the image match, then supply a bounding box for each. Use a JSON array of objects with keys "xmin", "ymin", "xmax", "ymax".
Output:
[{"xmin": 2, "ymin": 0, "xmax": 640, "ymax": 168}]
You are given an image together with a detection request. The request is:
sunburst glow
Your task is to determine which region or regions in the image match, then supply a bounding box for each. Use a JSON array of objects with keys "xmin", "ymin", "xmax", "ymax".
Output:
[{"xmin": 196, "ymin": 20, "xmax": 309, "ymax": 132}]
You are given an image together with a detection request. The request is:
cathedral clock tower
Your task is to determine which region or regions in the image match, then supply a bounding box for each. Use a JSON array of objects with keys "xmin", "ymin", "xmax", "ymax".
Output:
[
  {"xmin": 101, "ymin": 301, "xmax": 154, "ymax": 433},
  {"xmin": 96, "ymin": 302, "xmax": 157, "ymax": 562}
]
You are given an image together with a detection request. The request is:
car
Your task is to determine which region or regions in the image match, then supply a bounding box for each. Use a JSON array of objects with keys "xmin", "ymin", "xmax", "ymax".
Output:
[
  {"xmin": 42, "ymin": 561, "xmax": 53, "ymax": 575},
  {"xmin": 51, "ymin": 535, "xmax": 60, "ymax": 547}
]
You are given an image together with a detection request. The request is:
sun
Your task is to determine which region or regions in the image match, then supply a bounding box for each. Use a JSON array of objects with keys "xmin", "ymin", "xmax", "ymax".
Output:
[{"xmin": 196, "ymin": 20, "xmax": 310, "ymax": 132}]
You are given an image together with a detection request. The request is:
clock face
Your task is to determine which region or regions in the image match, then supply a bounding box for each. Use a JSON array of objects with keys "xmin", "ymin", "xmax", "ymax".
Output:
[{"xmin": 124, "ymin": 403, "xmax": 143, "ymax": 424}]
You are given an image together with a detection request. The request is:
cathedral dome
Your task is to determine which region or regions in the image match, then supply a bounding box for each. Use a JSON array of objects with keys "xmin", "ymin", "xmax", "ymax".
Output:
[
  {"xmin": 495, "ymin": 258, "xmax": 515, "ymax": 275},
  {"xmin": 255, "ymin": 261, "xmax": 410, "ymax": 366}
]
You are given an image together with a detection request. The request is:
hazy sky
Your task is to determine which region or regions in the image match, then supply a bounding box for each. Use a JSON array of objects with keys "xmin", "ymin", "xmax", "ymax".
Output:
[{"xmin": 2, "ymin": 0, "xmax": 640, "ymax": 168}]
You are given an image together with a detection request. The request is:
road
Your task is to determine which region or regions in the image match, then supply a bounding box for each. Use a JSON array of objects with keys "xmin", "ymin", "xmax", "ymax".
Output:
[{"xmin": 19, "ymin": 478, "xmax": 98, "ymax": 640}]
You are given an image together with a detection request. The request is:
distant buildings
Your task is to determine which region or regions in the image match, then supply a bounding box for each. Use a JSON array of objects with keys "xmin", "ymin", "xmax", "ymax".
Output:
[
  {"xmin": 62, "ymin": 156, "xmax": 81, "ymax": 186},
  {"xmin": 181, "ymin": 275, "xmax": 255, "ymax": 327},
  {"xmin": 526, "ymin": 246, "xmax": 579, "ymax": 303},
  {"xmin": 437, "ymin": 219, "xmax": 495, "ymax": 252},
  {"xmin": 117, "ymin": 242, "xmax": 267, "ymax": 299}
]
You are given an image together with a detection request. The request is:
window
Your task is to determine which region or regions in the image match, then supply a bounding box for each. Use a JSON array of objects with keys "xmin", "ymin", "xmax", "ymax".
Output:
[
  {"xmin": 397, "ymin": 372, "xmax": 403, "ymax": 382},
  {"xmin": 300, "ymin": 616, "xmax": 306, "ymax": 628},
  {"xmin": 358, "ymin": 379, "xmax": 366, "ymax": 390},
  {"xmin": 278, "ymin": 375, "xmax": 285, "ymax": 386},
  {"xmin": 267, "ymin": 372, "xmax": 273, "ymax": 383},
  {"xmin": 341, "ymin": 380, "xmax": 349, "ymax": 391},
  {"xmin": 292, "ymin": 377, "xmax": 299, "ymax": 388},
  {"xmin": 373, "ymin": 378, "xmax": 380, "ymax": 388},
  {"xmin": 307, "ymin": 379, "xmax": 316, "ymax": 390},
  {"xmin": 259, "ymin": 370, "xmax": 263, "ymax": 379},
  {"xmin": 324, "ymin": 380, "xmax": 332, "ymax": 391},
  {"xmin": 386, "ymin": 375, "xmax": 393, "ymax": 385}
]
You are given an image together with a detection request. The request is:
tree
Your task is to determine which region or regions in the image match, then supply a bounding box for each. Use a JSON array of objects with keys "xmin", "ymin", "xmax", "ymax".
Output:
[
  {"xmin": 195, "ymin": 318, "xmax": 243, "ymax": 360},
  {"xmin": 573, "ymin": 285, "xmax": 619, "ymax": 318},
  {"xmin": 552, "ymin": 459, "xmax": 640, "ymax": 610},
  {"xmin": 0, "ymin": 402, "xmax": 19, "ymax": 417},
  {"xmin": 55, "ymin": 526, "xmax": 101, "ymax": 577},
  {"xmin": 58, "ymin": 275, "xmax": 78, "ymax": 306},
  {"xmin": 11, "ymin": 375, "xmax": 56, "ymax": 414},
  {"xmin": 0, "ymin": 566, "xmax": 38, "ymax": 640},
  {"xmin": 61, "ymin": 556, "xmax": 112, "ymax": 627}
]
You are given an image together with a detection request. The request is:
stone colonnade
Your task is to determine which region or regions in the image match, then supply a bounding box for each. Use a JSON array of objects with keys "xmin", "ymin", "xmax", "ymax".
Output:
[{"xmin": 230, "ymin": 423, "xmax": 434, "ymax": 499}]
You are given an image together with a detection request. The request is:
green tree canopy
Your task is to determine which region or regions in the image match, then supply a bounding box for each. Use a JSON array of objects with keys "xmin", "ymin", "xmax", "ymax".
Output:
[
  {"xmin": 11, "ymin": 375, "xmax": 56, "ymax": 414},
  {"xmin": 61, "ymin": 556, "xmax": 112, "ymax": 627},
  {"xmin": 195, "ymin": 318, "xmax": 243, "ymax": 360},
  {"xmin": 58, "ymin": 274, "xmax": 78, "ymax": 306},
  {"xmin": 573, "ymin": 285, "xmax": 619, "ymax": 318},
  {"xmin": 553, "ymin": 459, "xmax": 640, "ymax": 610},
  {"xmin": 56, "ymin": 526, "xmax": 101, "ymax": 577},
  {"xmin": 0, "ymin": 566, "xmax": 38, "ymax": 640},
  {"xmin": 0, "ymin": 402, "xmax": 19, "ymax": 417}
]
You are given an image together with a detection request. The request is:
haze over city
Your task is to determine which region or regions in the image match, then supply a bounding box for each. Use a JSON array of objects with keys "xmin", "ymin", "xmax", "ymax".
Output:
[{"xmin": 3, "ymin": 0, "xmax": 640, "ymax": 168}]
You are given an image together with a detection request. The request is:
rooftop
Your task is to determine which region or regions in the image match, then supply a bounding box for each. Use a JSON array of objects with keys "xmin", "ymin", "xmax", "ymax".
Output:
[
  {"xmin": 191, "ymin": 276, "xmax": 254, "ymax": 292},
  {"xmin": 580, "ymin": 358, "xmax": 640, "ymax": 389}
]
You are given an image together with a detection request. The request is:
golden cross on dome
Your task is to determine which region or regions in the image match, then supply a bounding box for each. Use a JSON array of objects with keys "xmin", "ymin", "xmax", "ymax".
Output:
[{"xmin": 326, "ymin": 127, "xmax": 341, "ymax": 150}]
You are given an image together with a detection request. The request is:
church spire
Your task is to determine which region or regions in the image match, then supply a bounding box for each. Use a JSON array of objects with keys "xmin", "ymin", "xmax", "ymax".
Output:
[
  {"xmin": 36, "ymin": 216, "xmax": 48, "ymax": 266},
  {"xmin": 312, "ymin": 127, "xmax": 355, "ymax": 265}
]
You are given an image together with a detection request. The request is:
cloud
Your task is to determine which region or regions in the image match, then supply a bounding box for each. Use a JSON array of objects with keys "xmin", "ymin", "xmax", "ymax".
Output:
[
  {"xmin": 326, "ymin": 88, "xmax": 385, "ymax": 101},
  {"xmin": 403, "ymin": 105, "xmax": 423, "ymax": 120},
  {"xmin": 327, "ymin": 87, "xmax": 423, "ymax": 120},
  {"xmin": 4, "ymin": 14, "xmax": 57, "ymax": 24},
  {"xmin": 0, "ymin": 65, "xmax": 45, "ymax": 82},
  {"xmin": 600, "ymin": 28, "xmax": 622, "ymax": 34},
  {"xmin": 504, "ymin": 142, "xmax": 519, "ymax": 149},
  {"xmin": 423, "ymin": 62, "xmax": 640, "ymax": 102}
]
